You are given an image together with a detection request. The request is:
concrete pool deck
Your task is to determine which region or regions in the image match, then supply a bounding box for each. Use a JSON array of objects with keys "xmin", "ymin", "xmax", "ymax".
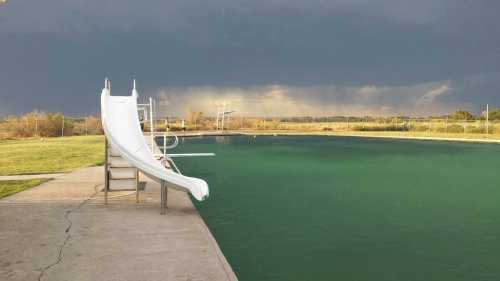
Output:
[
  {"xmin": 0, "ymin": 173, "xmax": 65, "ymax": 181},
  {"xmin": 0, "ymin": 166, "xmax": 238, "ymax": 281}
]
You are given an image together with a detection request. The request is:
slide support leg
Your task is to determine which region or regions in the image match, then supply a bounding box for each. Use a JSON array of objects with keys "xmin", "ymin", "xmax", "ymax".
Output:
[
  {"xmin": 135, "ymin": 170, "xmax": 139, "ymax": 203},
  {"xmin": 104, "ymin": 171, "xmax": 108, "ymax": 205},
  {"xmin": 104, "ymin": 138, "xmax": 109, "ymax": 205},
  {"xmin": 160, "ymin": 180, "xmax": 168, "ymax": 215}
]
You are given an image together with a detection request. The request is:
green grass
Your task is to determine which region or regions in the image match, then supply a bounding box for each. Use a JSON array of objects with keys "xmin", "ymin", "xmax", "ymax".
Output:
[
  {"xmin": 0, "ymin": 135, "xmax": 105, "ymax": 176},
  {"xmin": 0, "ymin": 179, "xmax": 51, "ymax": 199}
]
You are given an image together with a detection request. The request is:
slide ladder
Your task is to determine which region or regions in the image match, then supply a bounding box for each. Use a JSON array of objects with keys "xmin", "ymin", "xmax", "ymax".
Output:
[{"xmin": 104, "ymin": 140, "xmax": 140, "ymax": 204}]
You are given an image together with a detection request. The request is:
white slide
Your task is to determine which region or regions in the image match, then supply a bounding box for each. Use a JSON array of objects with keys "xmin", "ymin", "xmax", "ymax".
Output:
[{"xmin": 100, "ymin": 80, "xmax": 209, "ymax": 201}]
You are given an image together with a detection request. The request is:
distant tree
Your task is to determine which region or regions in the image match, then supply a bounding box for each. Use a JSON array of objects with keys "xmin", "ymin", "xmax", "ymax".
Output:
[
  {"xmin": 85, "ymin": 116, "xmax": 103, "ymax": 134},
  {"xmin": 73, "ymin": 116, "xmax": 103, "ymax": 135},
  {"xmin": 450, "ymin": 109, "xmax": 474, "ymax": 120},
  {"xmin": 488, "ymin": 108, "xmax": 500, "ymax": 120},
  {"xmin": 41, "ymin": 113, "xmax": 73, "ymax": 136},
  {"xmin": 185, "ymin": 109, "xmax": 203, "ymax": 129}
]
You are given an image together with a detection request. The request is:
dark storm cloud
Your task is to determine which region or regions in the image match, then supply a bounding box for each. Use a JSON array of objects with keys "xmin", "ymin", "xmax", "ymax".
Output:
[{"xmin": 0, "ymin": 0, "xmax": 499, "ymax": 115}]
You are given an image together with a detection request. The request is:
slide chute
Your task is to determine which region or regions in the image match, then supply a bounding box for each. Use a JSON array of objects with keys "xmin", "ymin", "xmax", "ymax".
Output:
[{"xmin": 100, "ymin": 79, "xmax": 209, "ymax": 201}]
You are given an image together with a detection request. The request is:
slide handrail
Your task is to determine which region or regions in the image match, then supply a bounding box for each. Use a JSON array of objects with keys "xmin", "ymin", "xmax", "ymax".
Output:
[{"xmin": 162, "ymin": 133, "xmax": 179, "ymax": 150}]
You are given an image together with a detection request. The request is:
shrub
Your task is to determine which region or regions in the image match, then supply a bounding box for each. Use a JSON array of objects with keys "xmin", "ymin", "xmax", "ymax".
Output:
[
  {"xmin": 409, "ymin": 124, "xmax": 430, "ymax": 132},
  {"xmin": 450, "ymin": 110, "xmax": 475, "ymax": 120},
  {"xmin": 353, "ymin": 124, "xmax": 408, "ymax": 131},
  {"xmin": 466, "ymin": 126, "xmax": 486, "ymax": 134},
  {"xmin": 445, "ymin": 124, "xmax": 465, "ymax": 133},
  {"xmin": 489, "ymin": 108, "xmax": 500, "ymax": 120}
]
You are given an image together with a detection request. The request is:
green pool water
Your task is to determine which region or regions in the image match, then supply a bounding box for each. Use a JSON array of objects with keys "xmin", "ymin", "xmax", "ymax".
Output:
[{"xmin": 170, "ymin": 135, "xmax": 500, "ymax": 281}]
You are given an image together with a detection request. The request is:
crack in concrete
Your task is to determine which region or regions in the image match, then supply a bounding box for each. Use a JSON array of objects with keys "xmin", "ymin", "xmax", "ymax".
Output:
[{"xmin": 37, "ymin": 184, "xmax": 101, "ymax": 281}]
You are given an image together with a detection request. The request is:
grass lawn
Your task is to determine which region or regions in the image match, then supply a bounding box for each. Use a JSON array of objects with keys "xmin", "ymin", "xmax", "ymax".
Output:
[
  {"xmin": 0, "ymin": 135, "xmax": 105, "ymax": 176},
  {"xmin": 0, "ymin": 179, "xmax": 51, "ymax": 199}
]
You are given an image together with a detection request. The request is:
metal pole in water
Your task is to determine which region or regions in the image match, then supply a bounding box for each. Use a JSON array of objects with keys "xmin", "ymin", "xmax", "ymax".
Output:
[{"xmin": 163, "ymin": 133, "xmax": 167, "ymax": 157}]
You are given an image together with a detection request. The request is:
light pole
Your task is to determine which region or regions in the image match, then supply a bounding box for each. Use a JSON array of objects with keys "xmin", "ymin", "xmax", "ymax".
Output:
[
  {"xmin": 84, "ymin": 115, "xmax": 88, "ymax": 136},
  {"xmin": 221, "ymin": 101, "xmax": 226, "ymax": 131},
  {"xmin": 61, "ymin": 115, "xmax": 65, "ymax": 137},
  {"xmin": 486, "ymin": 104, "xmax": 489, "ymax": 135},
  {"xmin": 216, "ymin": 111, "xmax": 220, "ymax": 131}
]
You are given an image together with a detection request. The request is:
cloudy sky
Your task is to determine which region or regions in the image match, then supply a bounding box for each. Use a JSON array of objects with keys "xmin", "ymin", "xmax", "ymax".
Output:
[{"xmin": 1, "ymin": 0, "xmax": 499, "ymax": 117}]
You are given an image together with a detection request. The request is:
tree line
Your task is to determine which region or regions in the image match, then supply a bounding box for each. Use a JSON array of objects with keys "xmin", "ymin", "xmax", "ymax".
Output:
[
  {"xmin": 0, "ymin": 111, "xmax": 102, "ymax": 139},
  {"xmin": 279, "ymin": 109, "xmax": 500, "ymax": 123},
  {"xmin": 1, "ymin": 108, "xmax": 499, "ymax": 139}
]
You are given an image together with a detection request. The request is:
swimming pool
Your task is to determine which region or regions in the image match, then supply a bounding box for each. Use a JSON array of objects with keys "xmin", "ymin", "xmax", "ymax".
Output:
[{"xmin": 170, "ymin": 135, "xmax": 500, "ymax": 281}]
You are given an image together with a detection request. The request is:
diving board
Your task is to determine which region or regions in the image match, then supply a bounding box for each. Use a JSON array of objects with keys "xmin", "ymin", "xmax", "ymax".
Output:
[{"xmin": 100, "ymin": 79, "xmax": 209, "ymax": 214}]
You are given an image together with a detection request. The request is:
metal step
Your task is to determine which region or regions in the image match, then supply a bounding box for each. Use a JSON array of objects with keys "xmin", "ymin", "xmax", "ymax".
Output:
[
  {"xmin": 109, "ymin": 145, "xmax": 122, "ymax": 157},
  {"xmin": 109, "ymin": 156, "xmax": 133, "ymax": 168},
  {"xmin": 109, "ymin": 167, "xmax": 137, "ymax": 180},
  {"xmin": 109, "ymin": 179, "xmax": 137, "ymax": 190}
]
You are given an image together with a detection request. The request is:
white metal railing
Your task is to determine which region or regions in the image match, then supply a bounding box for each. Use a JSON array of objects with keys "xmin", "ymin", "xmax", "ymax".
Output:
[
  {"xmin": 162, "ymin": 133, "xmax": 179, "ymax": 150},
  {"xmin": 147, "ymin": 132, "xmax": 179, "ymax": 154},
  {"xmin": 151, "ymin": 132, "xmax": 215, "ymax": 167},
  {"xmin": 167, "ymin": 153, "xmax": 215, "ymax": 157},
  {"xmin": 147, "ymin": 131, "xmax": 216, "ymax": 160},
  {"xmin": 139, "ymin": 95, "xmax": 215, "ymax": 172}
]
